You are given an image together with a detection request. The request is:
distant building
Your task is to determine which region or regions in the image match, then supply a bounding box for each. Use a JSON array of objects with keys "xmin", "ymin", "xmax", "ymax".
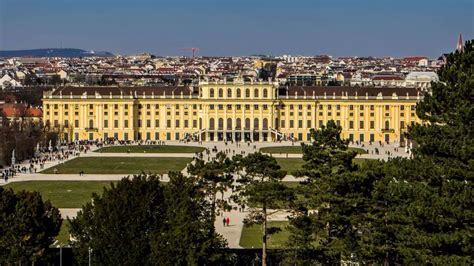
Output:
[
  {"xmin": 456, "ymin": 33, "xmax": 464, "ymax": 52},
  {"xmin": 371, "ymin": 74, "xmax": 405, "ymax": 87},
  {"xmin": 405, "ymin": 72, "xmax": 439, "ymax": 91},
  {"xmin": 2, "ymin": 104, "xmax": 43, "ymax": 124}
]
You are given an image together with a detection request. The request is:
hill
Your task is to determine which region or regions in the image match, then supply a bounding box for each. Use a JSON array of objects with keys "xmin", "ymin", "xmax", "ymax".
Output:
[{"xmin": 0, "ymin": 48, "xmax": 114, "ymax": 58}]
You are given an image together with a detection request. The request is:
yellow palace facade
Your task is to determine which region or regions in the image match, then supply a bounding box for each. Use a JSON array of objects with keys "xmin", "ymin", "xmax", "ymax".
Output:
[{"xmin": 42, "ymin": 79, "xmax": 422, "ymax": 143}]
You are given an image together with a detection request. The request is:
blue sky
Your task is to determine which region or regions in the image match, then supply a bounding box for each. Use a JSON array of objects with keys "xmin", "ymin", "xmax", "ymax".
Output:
[{"xmin": 0, "ymin": 0, "xmax": 472, "ymax": 57}]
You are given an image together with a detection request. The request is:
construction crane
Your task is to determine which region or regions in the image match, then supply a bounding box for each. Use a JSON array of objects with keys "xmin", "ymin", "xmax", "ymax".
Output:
[{"xmin": 181, "ymin": 47, "xmax": 200, "ymax": 58}]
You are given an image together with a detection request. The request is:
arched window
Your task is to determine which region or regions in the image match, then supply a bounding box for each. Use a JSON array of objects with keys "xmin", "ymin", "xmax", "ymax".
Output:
[
  {"xmin": 263, "ymin": 118, "xmax": 268, "ymax": 129},
  {"xmin": 199, "ymin": 118, "xmax": 202, "ymax": 129},
  {"xmin": 218, "ymin": 88, "xmax": 223, "ymax": 98},
  {"xmin": 254, "ymin": 118, "xmax": 259, "ymax": 129},
  {"xmin": 385, "ymin": 120, "xmax": 390, "ymax": 130},
  {"xmin": 245, "ymin": 89, "xmax": 250, "ymax": 98},
  {"xmin": 218, "ymin": 118, "xmax": 224, "ymax": 130},
  {"xmin": 227, "ymin": 88, "xmax": 232, "ymax": 98},
  {"xmin": 210, "ymin": 89, "xmax": 214, "ymax": 98},
  {"xmin": 263, "ymin": 88, "xmax": 268, "ymax": 98},
  {"xmin": 245, "ymin": 118, "xmax": 250, "ymax": 129},
  {"xmin": 236, "ymin": 88, "xmax": 241, "ymax": 98},
  {"xmin": 227, "ymin": 118, "xmax": 232, "ymax": 130},
  {"xmin": 89, "ymin": 119, "xmax": 94, "ymax": 128},
  {"xmin": 236, "ymin": 118, "xmax": 242, "ymax": 129},
  {"xmin": 209, "ymin": 118, "xmax": 215, "ymax": 130},
  {"xmin": 254, "ymin": 89, "xmax": 259, "ymax": 98}
]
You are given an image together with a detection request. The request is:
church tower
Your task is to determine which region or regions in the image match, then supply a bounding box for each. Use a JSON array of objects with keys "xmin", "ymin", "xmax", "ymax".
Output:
[{"xmin": 456, "ymin": 33, "xmax": 464, "ymax": 52}]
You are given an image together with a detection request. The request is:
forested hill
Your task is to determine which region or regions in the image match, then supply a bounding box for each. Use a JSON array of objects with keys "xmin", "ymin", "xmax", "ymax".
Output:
[{"xmin": 0, "ymin": 48, "xmax": 114, "ymax": 58}]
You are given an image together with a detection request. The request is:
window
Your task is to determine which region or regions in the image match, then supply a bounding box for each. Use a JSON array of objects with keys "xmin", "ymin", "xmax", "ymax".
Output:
[
  {"xmin": 147, "ymin": 120, "xmax": 151, "ymax": 127},
  {"xmin": 410, "ymin": 105, "xmax": 415, "ymax": 111},
  {"xmin": 319, "ymin": 120, "xmax": 323, "ymax": 127},
  {"xmin": 236, "ymin": 104, "xmax": 241, "ymax": 110},
  {"xmin": 176, "ymin": 120, "xmax": 180, "ymax": 127},
  {"xmin": 184, "ymin": 120, "xmax": 188, "ymax": 128},
  {"xmin": 298, "ymin": 105, "xmax": 303, "ymax": 110},
  {"xmin": 349, "ymin": 121, "xmax": 354, "ymax": 129},
  {"xmin": 236, "ymin": 118, "xmax": 242, "ymax": 129},
  {"xmin": 245, "ymin": 118, "xmax": 250, "ymax": 129},
  {"xmin": 227, "ymin": 118, "xmax": 232, "ymax": 130},
  {"xmin": 360, "ymin": 105, "xmax": 364, "ymax": 110},
  {"xmin": 89, "ymin": 119, "xmax": 94, "ymax": 128},
  {"xmin": 218, "ymin": 88, "xmax": 223, "ymax": 98},
  {"xmin": 349, "ymin": 105, "xmax": 354, "ymax": 110},
  {"xmin": 400, "ymin": 105, "xmax": 405, "ymax": 111},
  {"xmin": 104, "ymin": 120, "xmax": 108, "ymax": 128},
  {"xmin": 336, "ymin": 120, "xmax": 340, "ymax": 126},
  {"xmin": 245, "ymin": 89, "xmax": 250, "ymax": 98},
  {"xmin": 245, "ymin": 104, "xmax": 250, "ymax": 110},
  {"xmin": 64, "ymin": 120, "xmax": 69, "ymax": 127},
  {"xmin": 360, "ymin": 121, "xmax": 364, "ymax": 129},
  {"xmin": 263, "ymin": 89, "xmax": 268, "ymax": 98},
  {"xmin": 227, "ymin": 104, "xmax": 232, "ymax": 110},
  {"xmin": 254, "ymin": 105, "xmax": 259, "ymax": 110},
  {"xmin": 263, "ymin": 118, "xmax": 268, "ymax": 129},
  {"xmin": 193, "ymin": 120, "xmax": 197, "ymax": 128},
  {"xmin": 298, "ymin": 120, "xmax": 303, "ymax": 128},
  {"xmin": 370, "ymin": 121, "xmax": 375, "ymax": 129},
  {"xmin": 138, "ymin": 120, "xmax": 142, "ymax": 127},
  {"xmin": 210, "ymin": 89, "xmax": 215, "ymax": 97},
  {"xmin": 254, "ymin": 89, "xmax": 258, "ymax": 98},
  {"xmin": 289, "ymin": 120, "xmax": 294, "ymax": 127},
  {"xmin": 281, "ymin": 120, "xmax": 285, "ymax": 128},
  {"xmin": 227, "ymin": 88, "xmax": 232, "ymax": 98},
  {"xmin": 218, "ymin": 104, "xmax": 223, "ymax": 110},
  {"xmin": 75, "ymin": 120, "xmax": 79, "ymax": 127},
  {"xmin": 385, "ymin": 105, "xmax": 390, "ymax": 111},
  {"xmin": 400, "ymin": 121, "xmax": 405, "ymax": 129},
  {"xmin": 290, "ymin": 105, "xmax": 294, "ymax": 110},
  {"xmin": 167, "ymin": 120, "xmax": 171, "ymax": 128},
  {"xmin": 327, "ymin": 105, "xmax": 332, "ymax": 110},
  {"xmin": 155, "ymin": 120, "xmax": 159, "ymax": 127},
  {"xmin": 307, "ymin": 120, "xmax": 311, "ymax": 128},
  {"xmin": 209, "ymin": 118, "xmax": 215, "ymax": 130},
  {"xmin": 385, "ymin": 121, "xmax": 390, "ymax": 130},
  {"xmin": 218, "ymin": 118, "xmax": 224, "ymax": 130},
  {"xmin": 359, "ymin": 134, "xmax": 364, "ymax": 142},
  {"xmin": 336, "ymin": 105, "xmax": 341, "ymax": 110},
  {"xmin": 236, "ymin": 88, "xmax": 241, "ymax": 98}
]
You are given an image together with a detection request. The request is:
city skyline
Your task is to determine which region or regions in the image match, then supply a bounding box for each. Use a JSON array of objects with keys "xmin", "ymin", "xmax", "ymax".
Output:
[{"xmin": 1, "ymin": 0, "xmax": 473, "ymax": 57}]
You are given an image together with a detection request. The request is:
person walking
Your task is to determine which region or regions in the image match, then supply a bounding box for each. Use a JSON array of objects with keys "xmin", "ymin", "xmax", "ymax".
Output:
[
  {"xmin": 222, "ymin": 217, "xmax": 226, "ymax": 227},
  {"xmin": 226, "ymin": 217, "xmax": 230, "ymax": 227}
]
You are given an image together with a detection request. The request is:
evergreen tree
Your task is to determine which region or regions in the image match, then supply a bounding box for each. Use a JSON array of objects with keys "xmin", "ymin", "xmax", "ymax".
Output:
[
  {"xmin": 0, "ymin": 187, "xmax": 62, "ymax": 264},
  {"xmin": 69, "ymin": 175, "xmax": 166, "ymax": 265},
  {"xmin": 232, "ymin": 152, "xmax": 293, "ymax": 266},
  {"xmin": 151, "ymin": 172, "xmax": 227, "ymax": 265},
  {"xmin": 187, "ymin": 151, "xmax": 234, "ymax": 225}
]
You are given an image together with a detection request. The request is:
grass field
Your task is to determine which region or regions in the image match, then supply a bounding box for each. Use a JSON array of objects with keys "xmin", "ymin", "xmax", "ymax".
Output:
[
  {"xmin": 261, "ymin": 146, "xmax": 367, "ymax": 154},
  {"xmin": 41, "ymin": 157, "xmax": 192, "ymax": 175},
  {"xmin": 55, "ymin": 220, "xmax": 71, "ymax": 246},
  {"xmin": 276, "ymin": 158, "xmax": 306, "ymax": 175},
  {"xmin": 95, "ymin": 145, "xmax": 205, "ymax": 153},
  {"xmin": 5, "ymin": 181, "xmax": 114, "ymax": 208},
  {"xmin": 239, "ymin": 221, "xmax": 290, "ymax": 249}
]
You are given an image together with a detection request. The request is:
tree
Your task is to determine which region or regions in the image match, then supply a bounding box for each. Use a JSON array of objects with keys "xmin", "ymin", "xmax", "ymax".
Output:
[
  {"xmin": 0, "ymin": 187, "xmax": 62, "ymax": 264},
  {"xmin": 232, "ymin": 152, "xmax": 293, "ymax": 266},
  {"xmin": 368, "ymin": 40, "xmax": 474, "ymax": 264},
  {"xmin": 151, "ymin": 172, "xmax": 227, "ymax": 265},
  {"xmin": 69, "ymin": 175, "xmax": 166, "ymax": 265},
  {"xmin": 69, "ymin": 173, "xmax": 227, "ymax": 265},
  {"xmin": 187, "ymin": 151, "xmax": 234, "ymax": 225},
  {"xmin": 287, "ymin": 120, "xmax": 367, "ymax": 264}
]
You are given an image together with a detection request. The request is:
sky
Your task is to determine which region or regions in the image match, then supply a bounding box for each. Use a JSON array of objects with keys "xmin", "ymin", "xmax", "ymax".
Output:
[{"xmin": 0, "ymin": 0, "xmax": 473, "ymax": 57}]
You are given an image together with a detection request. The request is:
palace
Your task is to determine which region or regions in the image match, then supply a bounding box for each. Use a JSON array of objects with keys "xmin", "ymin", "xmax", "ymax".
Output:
[{"xmin": 42, "ymin": 79, "xmax": 422, "ymax": 143}]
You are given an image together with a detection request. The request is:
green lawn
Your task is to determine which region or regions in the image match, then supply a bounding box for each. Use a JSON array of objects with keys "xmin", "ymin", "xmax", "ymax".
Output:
[
  {"xmin": 5, "ymin": 181, "xmax": 114, "ymax": 208},
  {"xmin": 240, "ymin": 221, "xmax": 290, "ymax": 249},
  {"xmin": 95, "ymin": 145, "xmax": 205, "ymax": 153},
  {"xmin": 55, "ymin": 220, "xmax": 71, "ymax": 246},
  {"xmin": 261, "ymin": 146, "xmax": 368, "ymax": 154},
  {"xmin": 42, "ymin": 157, "xmax": 192, "ymax": 175},
  {"xmin": 276, "ymin": 158, "xmax": 306, "ymax": 175}
]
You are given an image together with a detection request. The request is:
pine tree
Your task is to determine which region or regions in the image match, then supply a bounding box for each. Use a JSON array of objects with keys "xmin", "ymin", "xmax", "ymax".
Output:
[
  {"xmin": 0, "ymin": 187, "xmax": 62, "ymax": 264},
  {"xmin": 232, "ymin": 152, "xmax": 294, "ymax": 266}
]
